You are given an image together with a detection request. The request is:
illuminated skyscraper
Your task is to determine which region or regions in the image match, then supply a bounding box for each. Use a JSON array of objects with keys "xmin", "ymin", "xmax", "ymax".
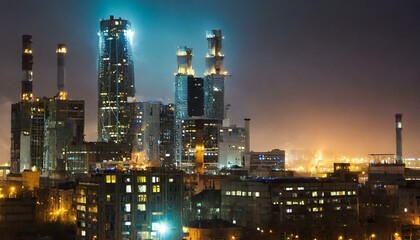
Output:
[
  {"xmin": 98, "ymin": 15, "xmax": 135, "ymax": 145},
  {"xmin": 204, "ymin": 30, "xmax": 226, "ymax": 120},
  {"xmin": 174, "ymin": 46, "xmax": 195, "ymax": 165}
]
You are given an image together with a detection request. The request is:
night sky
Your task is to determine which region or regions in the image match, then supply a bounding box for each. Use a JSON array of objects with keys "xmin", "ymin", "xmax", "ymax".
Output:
[{"xmin": 1, "ymin": 0, "xmax": 420, "ymax": 163}]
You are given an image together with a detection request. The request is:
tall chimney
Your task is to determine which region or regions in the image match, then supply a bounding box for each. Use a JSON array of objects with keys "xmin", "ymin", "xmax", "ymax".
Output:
[
  {"xmin": 21, "ymin": 35, "xmax": 33, "ymax": 102},
  {"xmin": 244, "ymin": 118, "xmax": 251, "ymax": 153},
  {"xmin": 56, "ymin": 44, "xmax": 67, "ymax": 100},
  {"xmin": 395, "ymin": 113, "xmax": 403, "ymax": 164}
]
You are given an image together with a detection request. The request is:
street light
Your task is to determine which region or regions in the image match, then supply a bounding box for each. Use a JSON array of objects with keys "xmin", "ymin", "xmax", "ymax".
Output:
[{"xmin": 370, "ymin": 233, "xmax": 376, "ymax": 240}]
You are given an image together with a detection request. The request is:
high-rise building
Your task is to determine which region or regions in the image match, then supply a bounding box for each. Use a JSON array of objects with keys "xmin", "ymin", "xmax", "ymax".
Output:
[
  {"xmin": 204, "ymin": 30, "xmax": 227, "ymax": 120},
  {"xmin": 174, "ymin": 46, "xmax": 195, "ymax": 165},
  {"xmin": 11, "ymin": 36, "xmax": 48, "ymax": 173},
  {"xmin": 159, "ymin": 104, "xmax": 175, "ymax": 166},
  {"xmin": 98, "ymin": 15, "xmax": 135, "ymax": 145}
]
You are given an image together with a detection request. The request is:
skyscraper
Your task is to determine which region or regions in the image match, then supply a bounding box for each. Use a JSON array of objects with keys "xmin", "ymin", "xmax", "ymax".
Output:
[
  {"xmin": 174, "ymin": 46, "xmax": 195, "ymax": 165},
  {"xmin": 204, "ymin": 30, "xmax": 226, "ymax": 120},
  {"xmin": 98, "ymin": 15, "xmax": 135, "ymax": 145}
]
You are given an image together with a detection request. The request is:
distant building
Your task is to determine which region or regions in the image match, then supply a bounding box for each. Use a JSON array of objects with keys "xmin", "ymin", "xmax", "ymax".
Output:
[
  {"xmin": 203, "ymin": 30, "xmax": 227, "ymax": 120},
  {"xmin": 97, "ymin": 15, "xmax": 135, "ymax": 145},
  {"xmin": 75, "ymin": 167, "xmax": 184, "ymax": 240},
  {"xmin": 181, "ymin": 119, "xmax": 220, "ymax": 173},
  {"xmin": 65, "ymin": 142, "xmax": 131, "ymax": 175},
  {"xmin": 244, "ymin": 149, "xmax": 286, "ymax": 177},
  {"xmin": 44, "ymin": 99, "xmax": 85, "ymax": 175},
  {"xmin": 218, "ymin": 124, "xmax": 246, "ymax": 168},
  {"xmin": 159, "ymin": 104, "xmax": 175, "ymax": 166},
  {"xmin": 221, "ymin": 175, "xmax": 359, "ymax": 239}
]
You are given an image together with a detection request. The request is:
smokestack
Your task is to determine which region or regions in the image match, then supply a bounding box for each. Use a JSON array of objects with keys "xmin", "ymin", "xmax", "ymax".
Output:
[
  {"xmin": 21, "ymin": 35, "xmax": 33, "ymax": 102},
  {"xmin": 244, "ymin": 118, "xmax": 251, "ymax": 153},
  {"xmin": 395, "ymin": 113, "xmax": 403, "ymax": 164},
  {"xmin": 56, "ymin": 44, "xmax": 67, "ymax": 100}
]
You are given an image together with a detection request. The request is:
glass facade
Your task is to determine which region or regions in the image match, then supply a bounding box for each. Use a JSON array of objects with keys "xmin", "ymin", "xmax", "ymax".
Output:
[{"xmin": 98, "ymin": 16, "xmax": 135, "ymax": 144}]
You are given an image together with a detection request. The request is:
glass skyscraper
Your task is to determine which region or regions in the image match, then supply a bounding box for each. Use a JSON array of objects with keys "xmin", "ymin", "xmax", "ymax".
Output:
[
  {"xmin": 98, "ymin": 16, "xmax": 135, "ymax": 144},
  {"xmin": 204, "ymin": 30, "xmax": 226, "ymax": 120}
]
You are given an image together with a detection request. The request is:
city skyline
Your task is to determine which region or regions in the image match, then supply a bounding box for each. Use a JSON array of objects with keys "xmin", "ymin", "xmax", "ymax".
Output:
[{"xmin": 2, "ymin": 0, "xmax": 420, "ymax": 164}]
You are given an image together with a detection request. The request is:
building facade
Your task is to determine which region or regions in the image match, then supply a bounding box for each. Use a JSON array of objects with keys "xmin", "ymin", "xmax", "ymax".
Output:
[
  {"xmin": 75, "ymin": 167, "xmax": 184, "ymax": 240},
  {"xmin": 98, "ymin": 15, "xmax": 135, "ymax": 145}
]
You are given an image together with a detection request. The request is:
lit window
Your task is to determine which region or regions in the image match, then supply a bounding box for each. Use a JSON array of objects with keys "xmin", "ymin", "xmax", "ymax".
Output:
[
  {"xmin": 404, "ymin": 208, "xmax": 408, "ymax": 213},
  {"xmin": 138, "ymin": 185, "xmax": 146, "ymax": 193},
  {"xmin": 138, "ymin": 204, "xmax": 146, "ymax": 211},
  {"xmin": 106, "ymin": 175, "xmax": 116, "ymax": 183},
  {"xmin": 169, "ymin": 178, "xmax": 174, "ymax": 183},
  {"xmin": 125, "ymin": 204, "xmax": 131, "ymax": 212},
  {"xmin": 81, "ymin": 230, "xmax": 86, "ymax": 236},
  {"xmin": 126, "ymin": 185, "xmax": 132, "ymax": 193},
  {"xmin": 312, "ymin": 191, "xmax": 318, "ymax": 197},
  {"xmin": 286, "ymin": 209, "xmax": 292, "ymax": 213},
  {"xmin": 255, "ymin": 192, "xmax": 260, "ymax": 197},
  {"xmin": 153, "ymin": 185, "xmax": 160, "ymax": 193},
  {"xmin": 106, "ymin": 195, "xmax": 111, "ymax": 202},
  {"xmin": 138, "ymin": 194, "xmax": 147, "ymax": 202},
  {"xmin": 152, "ymin": 176, "xmax": 160, "ymax": 183},
  {"xmin": 137, "ymin": 176, "xmax": 146, "ymax": 183},
  {"xmin": 237, "ymin": 191, "xmax": 241, "ymax": 196},
  {"xmin": 285, "ymin": 187, "xmax": 293, "ymax": 191},
  {"xmin": 298, "ymin": 187, "xmax": 304, "ymax": 190},
  {"xmin": 226, "ymin": 191, "xmax": 231, "ymax": 196}
]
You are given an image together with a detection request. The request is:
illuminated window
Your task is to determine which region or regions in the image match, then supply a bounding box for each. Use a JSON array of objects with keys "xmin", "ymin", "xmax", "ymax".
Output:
[
  {"xmin": 137, "ymin": 176, "xmax": 146, "ymax": 183},
  {"xmin": 298, "ymin": 187, "xmax": 304, "ymax": 190},
  {"xmin": 81, "ymin": 230, "xmax": 86, "ymax": 236},
  {"xmin": 125, "ymin": 203, "xmax": 131, "ymax": 212},
  {"xmin": 285, "ymin": 187, "xmax": 293, "ymax": 191},
  {"xmin": 152, "ymin": 176, "xmax": 160, "ymax": 183},
  {"xmin": 153, "ymin": 185, "xmax": 161, "ymax": 193},
  {"xmin": 255, "ymin": 192, "xmax": 260, "ymax": 197},
  {"xmin": 169, "ymin": 178, "xmax": 174, "ymax": 183},
  {"xmin": 106, "ymin": 195, "xmax": 111, "ymax": 202},
  {"xmin": 286, "ymin": 208, "xmax": 292, "ymax": 213},
  {"xmin": 138, "ymin": 185, "xmax": 146, "ymax": 193},
  {"xmin": 138, "ymin": 194, "xmax": 147, "ymax": 202},
  {"xmin": 312, "ymin": 191, "xmax": 318, "ymax": 197},
  {"xmin": 106, "ymin": 175, "xmax": 116, "ymax": 183},
  {"xmin": 138, "ymin": 204, "xmax": 146, "ymax": 211},
  {"xmin": 226, "ymin": 191, "xmax": 231, "ymax": 196},
  {"xmin": 126, "ymin": 185, "xmax": 132, "ymax": 193},
  {"xmin": 237, "ymin": 191, "xmax": 241, "ymax": 196}
]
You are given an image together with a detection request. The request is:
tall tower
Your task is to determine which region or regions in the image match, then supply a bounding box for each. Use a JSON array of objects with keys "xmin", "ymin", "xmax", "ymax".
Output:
[
  {"xmin": 174, "ymin": 46, "xmax": 194, "ymax": 165},
  {"xmin": 395, "ymin": 113, "xmax": 403, "ymax": 164},
  {"xmin": 98, "ymin": 15, "xmax": 135, "ymax": 144},
  {"xmin": 204, "ymin": 30, "xmax": 226, "ymax": 120},
  {"xmin": 21, "ymin": 35, "xmax": 34, "ymax": 102}
]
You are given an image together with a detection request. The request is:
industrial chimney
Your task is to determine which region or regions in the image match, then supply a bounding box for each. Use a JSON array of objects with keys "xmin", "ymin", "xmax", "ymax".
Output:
[
  {"xmin": 56, "ymin": 44, "xmax": 67, "ymax": 100},
  {"xmin": 244, "ymin": 118, "xmax": 251, "ymax": 153},
  {"xmin": 21, "ymin": 35, "xmax": 34, "ymax": 102},
  {"xmin": 395, "ymin": 113, "xmax": 403, "ymax": 164}
]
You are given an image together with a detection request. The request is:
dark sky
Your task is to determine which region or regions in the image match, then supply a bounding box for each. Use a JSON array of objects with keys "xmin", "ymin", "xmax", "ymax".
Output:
[{"xmin": 1, "ymin": 0, "xmax": 420, "ymax": 163}]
